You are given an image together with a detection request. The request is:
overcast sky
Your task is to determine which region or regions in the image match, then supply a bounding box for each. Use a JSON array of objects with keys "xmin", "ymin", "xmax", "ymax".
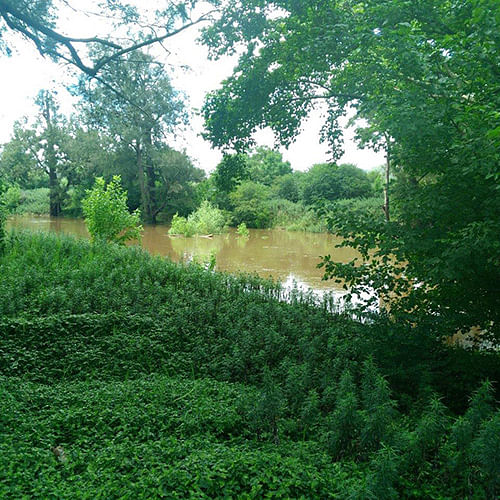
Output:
[{"xmin": 0, "ymin": 3, "xmax": 385, "ymax": 173}]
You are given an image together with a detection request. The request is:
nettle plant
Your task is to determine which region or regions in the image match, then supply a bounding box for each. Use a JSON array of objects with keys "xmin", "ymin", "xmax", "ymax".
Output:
[{"xmin": 82, "ymin": 176, "xmax": 142, "ymax": 244}]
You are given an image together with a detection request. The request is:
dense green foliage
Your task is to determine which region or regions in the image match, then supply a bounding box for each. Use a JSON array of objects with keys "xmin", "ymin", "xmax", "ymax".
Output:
[
  {"xmin": 205, "ymin": 149, "xmax": 375, "ymax": 231},
  {"xmin": 230, "ymin": 180, "xmax": 273, "ymax": 229},
  {"xmin": 1, "ymin": 230, "xmax": 499, "ymax": 497},
  {"xmin": 201, "ymin": 0, "xmax": 500, "ymax": 340},
  {"xmin": 78, "ymin": 51, "xmax": 188, "ymax": 224},
  {"xmin": 169, "ymin": 201, "xmax": 228, "ymax": 236},
  {"xmin": 82, "ymin": 176, "xmax": 142, "ymax": 244},
  {"xmin": 7, "ymin": 188, "xmax": 49, "ymax": 215},
  {"xmin": 1, "ymin": 105, "xmax": 368, "ymax": 234},
  {"xmin": 2, "ymin": 1, "xmax": 499, "ymax": 496},
  {"xmin": 302, "ymin": 163, "xmax": 372, "ymax": 206}
]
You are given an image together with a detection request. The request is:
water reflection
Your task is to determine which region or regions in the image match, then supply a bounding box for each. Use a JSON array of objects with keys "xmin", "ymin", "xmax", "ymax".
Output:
[{"xmin": 7, "ymin": 215, "xmax": 360, "ymax": 295}]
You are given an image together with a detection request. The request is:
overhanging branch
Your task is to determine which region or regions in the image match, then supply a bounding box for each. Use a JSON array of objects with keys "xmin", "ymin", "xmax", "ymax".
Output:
[{"xmin": 0, "ymin": 1, "xmax": 216, "ymax": 77}]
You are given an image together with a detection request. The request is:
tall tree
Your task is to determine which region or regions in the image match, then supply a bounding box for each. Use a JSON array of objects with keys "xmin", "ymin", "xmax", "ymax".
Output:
[
  {"xmin": 80, "ymin": 51, "xmax": 186, "ymax": 223},
  {"xmin": 212, "ymin": 153, "xmax": 249, "ymax": 210},
  {"xmin": 247, "ymin": 146, "xmax": 292, "ymax": 186},
  {"xmin": 38, "ymin": 90, "xmax": 63, "ymax": 216},
  {"xmin": 0, "ymin": 121, "xmax": 48, "ymax": 189},
  {"xmin": 151, "ymin": 146, "xmax": 205, "ymax": 220},
  {"xmin": 0, "ymin": 90, "xmax": 73, "ymax": 215},
  {"xmin": 202, "ymin": 0, "xmax": 500, "ymax": 339},
  {"xmin": 301, "ymin": 163, "xmax": 372, "ymax": 206}
]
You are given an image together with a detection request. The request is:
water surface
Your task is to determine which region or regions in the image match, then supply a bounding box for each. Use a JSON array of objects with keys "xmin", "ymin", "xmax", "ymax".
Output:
[{"xmin": 8, "ymin": 215, "xmax": 359, "ymax": 295}]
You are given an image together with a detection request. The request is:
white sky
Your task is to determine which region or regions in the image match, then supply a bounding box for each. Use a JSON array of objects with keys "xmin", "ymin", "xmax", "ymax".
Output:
[{"xmin": 0, "ymin": 3, "xmax": 385, "ymax": 173}]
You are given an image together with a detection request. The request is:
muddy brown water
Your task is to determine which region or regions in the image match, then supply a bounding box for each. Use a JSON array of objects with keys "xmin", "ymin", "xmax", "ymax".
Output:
[{"xmin": 7, "ymin": 215, "xmax": 360, "ymax": 296}]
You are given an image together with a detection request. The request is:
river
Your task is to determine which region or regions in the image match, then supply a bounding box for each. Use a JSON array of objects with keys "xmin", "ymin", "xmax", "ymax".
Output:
[{"xmin": 7, "ymin": 215, "xmax": 360, "ymax": 296}]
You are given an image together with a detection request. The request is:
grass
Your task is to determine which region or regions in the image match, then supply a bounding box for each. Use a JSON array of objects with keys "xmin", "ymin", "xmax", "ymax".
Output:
[{"xmin": 0, "ymin": 230, "xmax": 499, "ymax": 498}]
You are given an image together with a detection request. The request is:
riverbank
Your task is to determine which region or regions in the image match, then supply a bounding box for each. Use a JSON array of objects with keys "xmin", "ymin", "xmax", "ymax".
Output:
[
  {"xmin": 1, "ymin": 230, "xmax": 499, "ymax": 498},
  {"xmin": 7, "ymin": 214, "xmax": 357, "ymax": 295}
]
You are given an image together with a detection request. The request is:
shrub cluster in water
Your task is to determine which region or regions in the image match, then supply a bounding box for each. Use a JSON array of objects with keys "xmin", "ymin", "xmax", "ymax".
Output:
[
  {"xmin": 0, "ymin": 230, "xmax": 499, "ymax": 498},
  {"xmin": 169, "ymin": 200, "xmax": 228, "ymax": 236}
]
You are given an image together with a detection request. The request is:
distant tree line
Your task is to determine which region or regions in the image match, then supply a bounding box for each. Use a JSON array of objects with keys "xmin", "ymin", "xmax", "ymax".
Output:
[{"xmin": 0, "ymin": 68, "xmax": 379, "ymax": 231}]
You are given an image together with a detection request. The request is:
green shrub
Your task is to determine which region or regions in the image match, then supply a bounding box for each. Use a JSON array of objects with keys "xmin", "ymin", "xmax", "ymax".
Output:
[
  {"xmin": 10, "ymin": 188, "xmax": 50, "ymax": 215},
  {"xmin": 0, "ymin": 375, "xmax": 347, "ymax": 499},
  {"xmin": 230, "ymin": 180, "xmax": 273, "ymax": 228},
  {"xmin": 1, "ymin": 185, "xmax": 22, "ymax": 212},
  {"xmin": 82, "ymin": 176, "xmax": 142, "ymax": 244},
  {"xmin": 359, "ymin": 358, "xmax": 397, "ymax": 453},
  {"xmin": 236, "ymin": 222, "xmax": 249, "ymax": 237},
  {"xmin": 472, "ymin": 411, "xmax": 500, "ymax": 498},
  {"xmin": 268, "ymin": 198, "xmax": 328, "ymax": 232},
  {"xmin": 326, "ymin": 369, "xmax": 361, "ymax": 459},
  {"xmin": 169, "ymin": 212, "xmax": 193, "ymax": 236},
  {"xmin": 169, "ymin": 200, "xmax": 227, "ymax": 236}
]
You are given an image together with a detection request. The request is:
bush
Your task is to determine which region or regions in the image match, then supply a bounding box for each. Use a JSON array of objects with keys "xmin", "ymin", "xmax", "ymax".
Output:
[
  {"xmin": 1, "ymin": 185, "xmax": 22, "ymax": 212},
  {"xmin": 230, "ymin": 180, "xmax": 273, "ymax": 228},
  {"xmin": 82, "ymin": 176, "xmax": 142, "ymax": 244},
  {"xmin": 236, "ymin": 222, "xmax": 249, "ymax": 237},
  {"xmin": 169, "ymin": 200, "xmax": 227, "ymax": 236},
  {"xmin": 8, "ymin": 188, "xmax": 50, "ymax": 215},
  {"xmin": 268, "ymin": 198, "xmax": 328, "ymax": 232},
  {"xmin": 272, "ymin": 173, "xmax": 301, "ymax": 202}
]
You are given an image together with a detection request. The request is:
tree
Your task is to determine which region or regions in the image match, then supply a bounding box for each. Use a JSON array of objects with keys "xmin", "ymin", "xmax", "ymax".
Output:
[
  {"xmin": 36, "ymin": 90, "xmax": 64, "ymax": 216},
  {"xmin": 79, "ymin": 50, "xmax": 186, "ymax": 223},
  {"xmin": 0, "ymin": 90, "xmax": 72, "ymax": 216},
  {"xmin": 151, "ymin": 146, "xmax": 205, "ymax": 220},
  {"xmin": 202, "ymin": 0, "xmax": 500, "ymax": 339},
  {"xmin": 0, "ymin": 1, "xmax": 215, "ymax": 80},
  {"xmin": 301, "ymin": 163, "xmax": 372, "ymax": 206},
  {"xmin": 247, "ymin": 146, "xmax": 292, "ymax": 186},
  {"xmin": 272, "ymin": 172, "xmax": 301, "ymax": 203},
  {"xmin": 212, "ymin": 153, "xmax": 249, "ymax": 210},
  {"xmin": 230, "ymin": 180, "xmax": 273, "ymax": 228},
  {"xmin": 0, "ymin": 92, "xmax": 112, "ymax": 216},
  {"xmin": 0, "ymin": 121, "xmax": 48, "ymax": 189},
  {"xmin": 82, "ymin": 175, "xmax": 142, "ymax": 244}
]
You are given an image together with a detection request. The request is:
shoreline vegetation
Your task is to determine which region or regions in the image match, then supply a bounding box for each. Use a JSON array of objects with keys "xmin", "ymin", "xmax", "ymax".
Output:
[
  {"xmin": 1, "ymin": 229, "xmax": 499, "ymax": 498},
  {"xmin": 1, "ymin": 186, "xmax": 383, "ymax": 235}
]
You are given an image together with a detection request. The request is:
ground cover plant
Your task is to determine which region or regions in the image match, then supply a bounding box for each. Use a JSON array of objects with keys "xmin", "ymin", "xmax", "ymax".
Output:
[{"xmin": 0, "ymin": 230, "xmax": 499, "ymax": 498}]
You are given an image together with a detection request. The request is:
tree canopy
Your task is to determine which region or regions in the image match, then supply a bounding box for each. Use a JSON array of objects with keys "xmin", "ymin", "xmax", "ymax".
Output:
[
  {"xmin": 201, "ymin": 0, "xmax": 500, "ymax": 339},
  {"xmin": 301, "ymin": 163, "xmax": 372, "ymax": 205},
  {"xmin": 79, "ymin": 50, "xmax": 186, "ymax": 223}
]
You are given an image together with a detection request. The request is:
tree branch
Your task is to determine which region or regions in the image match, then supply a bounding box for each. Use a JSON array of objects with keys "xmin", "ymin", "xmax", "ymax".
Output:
[
  {"xmin": 92, "ymin": 12, "xmax": 216, "ymax": 75},
  {"xmin": 0, "ymin": 1, "xmax": 216, "ymax": 77}
]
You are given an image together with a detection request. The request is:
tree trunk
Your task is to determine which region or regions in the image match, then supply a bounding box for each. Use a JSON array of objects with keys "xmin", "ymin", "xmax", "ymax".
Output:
[
  {"xmin": 48, "ymin": 167, "xmax": 61, "ymax": 216},
  {"xmin": 136, "ymin": 142, "xmax": 153, "ymax": 223},
  {"xmin": 383, "ymin": 145, "xmax": 391, "ymax": 222},
  {"xmin": 43, "ymin": 95, "xmax": 61, "ymax": 217},
  {"xmin": 144, "ymin": 131, "xmax": 157, "ymax": 224}
]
